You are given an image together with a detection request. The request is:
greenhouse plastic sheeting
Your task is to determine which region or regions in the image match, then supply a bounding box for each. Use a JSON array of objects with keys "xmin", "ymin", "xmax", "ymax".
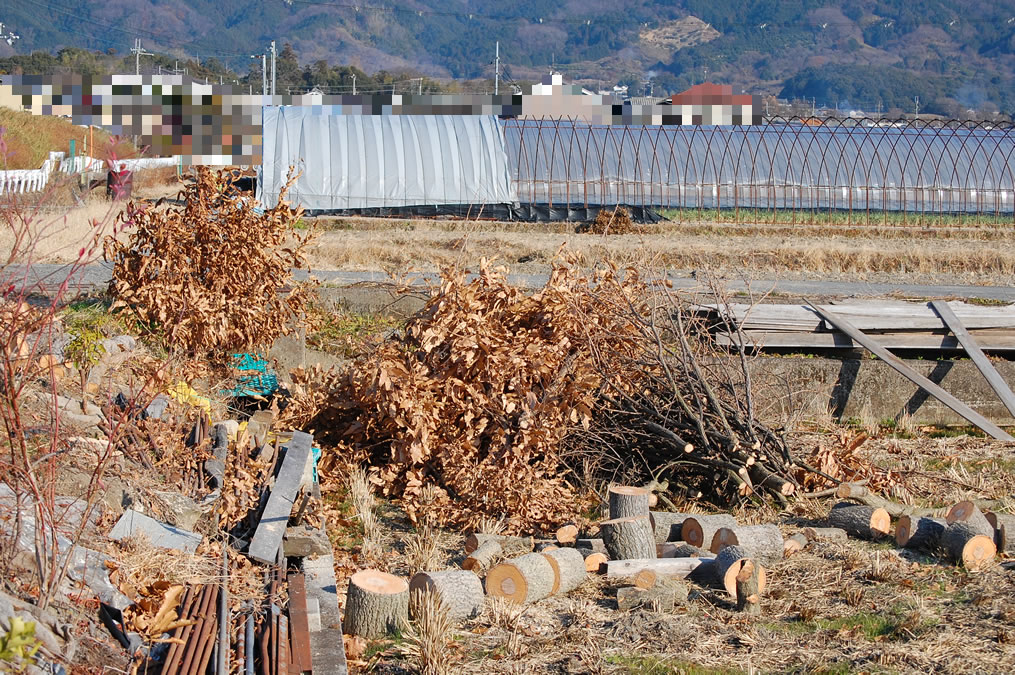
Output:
[
  {"xmin": 503, "ymin": 119, "xmax": 1015, "ymax": 212},
  {"xmin": 259, "ymin": 108, "xmax": 517, "ymax": 210}
]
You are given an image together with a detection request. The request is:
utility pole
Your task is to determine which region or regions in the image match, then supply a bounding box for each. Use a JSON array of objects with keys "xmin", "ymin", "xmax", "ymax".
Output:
[
  {"xmin": 131, "ymin": 38, "xmax": 152, "ymax": 75},
  {"xmin": 914, "ymin": 96, "xmax": 920, "ymax": 118},
  {"xmin": 269, "ymin": 40, "xmax": 277, "ymax": 96},
  {"xmin": 418, "ymin": 77, "xmax": 422, "ymax": 95},
  {"xmin": 494, "ymin": 41, "xmax": 500, "ymax": 95},
  {"xmin": 352, "ymin": 73, "xmax": 356, "ymax": 95}
]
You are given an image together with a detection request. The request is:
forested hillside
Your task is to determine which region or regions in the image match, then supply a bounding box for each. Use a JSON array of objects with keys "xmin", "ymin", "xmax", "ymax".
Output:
[{"xmin": 2, "ymin": 0, "xmax": 1014, "ymax": 115}]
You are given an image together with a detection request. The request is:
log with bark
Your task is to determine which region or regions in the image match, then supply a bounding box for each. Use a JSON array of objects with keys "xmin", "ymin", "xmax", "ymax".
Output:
[
  {"xmin": 659, "ymin": 542, "xmax": 710, "ymax": 558},
  {"xmin": 615, "ymin": 578, "xmax": 689, "ymax": 612},
  {"xmin": 942, "ymin": 521, "xmax": 996, "ymax": 568},
  {"xmin": 713, "ymin": 545, "xmax": 768, "ymax": 597},
  {"xmin": 649, "ymin": 511, "xmax": 691, "ymax": 544},
  {"xmin": 945, "ymin": 501, "xmax": 995, "ymax": 536},
  {"xmin": 609, "ymin": 486, "xmax": 652, "ymax": 519},
  {"xmin": 485, "ymin": 553, "xmax": 557, "ymax": 605},
  {"xmin": 409, "ymin": 570, "xmax": 484, "ymax": 622},
  {"xmin": 681, "ymin": 514, "xmax": 737, "ymax": 549},
  {"xmin": 575, "ymin": 538, "xmax": 607, "ymax": 555},
  {"xmin": 895, "ymin": 516, "xmax": 946, "ymax": 550},
  {"xmin": 462, "ymin": 540, "xmax": 502, "ymax": 573},
  {"xmin": 735, "ymin": 560, "xmax": 762, "ymax": 615},
  {"xmin": 541, "ymin": 547, "xmax": 586, "ymax": 595},
  {"xmin": 604, "ymin": 557, "xmax": 712, "ymax": 580},
  {"xmin": 464, "ymin": 534, "xmax": 534, "ymax": 556},
  {"xmin": 985, "ymin": 512, "xmax": 1015, "ymax": 554},
  {"xmin": 345, "ymin": 570, "xmax": 410, "ymax": 638},
  {"xmin": 783, "ymin": 532, "xmax": 809, "ymax": 556},
  {"xmin": 826, "ymin": 502, "xmax": 891, "ymax": 540},
  {"xmin": 601, "ymin": 516, "xmax": 656, "ymax": 560},
  {"xmin": 709, "ymin": 524, "xmax": 784, "ymax": 564}
]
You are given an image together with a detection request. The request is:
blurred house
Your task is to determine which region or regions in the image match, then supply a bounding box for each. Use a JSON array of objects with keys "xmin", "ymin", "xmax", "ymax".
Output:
[{"xmin": 667, "ymin": 82, "xmax": 760, "ymax": 125}]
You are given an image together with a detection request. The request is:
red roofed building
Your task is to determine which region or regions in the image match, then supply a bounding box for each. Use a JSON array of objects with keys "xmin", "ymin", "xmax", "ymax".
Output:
[{"xmin": 668, "ymin": 83, "xmax": 759, "ymax": 125}]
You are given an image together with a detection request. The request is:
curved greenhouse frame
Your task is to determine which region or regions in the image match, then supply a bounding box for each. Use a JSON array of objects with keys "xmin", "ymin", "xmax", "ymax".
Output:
[{"xmin": 503, "ymin": 117, "xmax": 1015, "ymax": 218}]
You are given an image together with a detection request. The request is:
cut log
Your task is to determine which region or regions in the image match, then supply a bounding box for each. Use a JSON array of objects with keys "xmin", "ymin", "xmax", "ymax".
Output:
[
  {"xmin": 783, "ymin": 533, "xmax": 809, "ymax": 556},
  {"xmin": 609, "ymin": 486, "xmax": 651, "ymax": 520},
  {"xmin": 735, "ymin": 560, "xmax": 762, "ymax": 615},
  {"xmin": 802, "ymin": 527, "xmax": 848, "ymax": 543},
  {"xmin": 485, "ymin": 553, "xmax": 556, "ymax": 605},
  {"xmin": 895, "ymin": 516, "xmax": 946, "ymax": 550},
  {"xmin": 464, "ymin": 534, "xmax": 533, "ymax": 556},
  {"xmin": 630, "ymin": 570, "xmax": 657, "ymax": 590},
  {"xmin": 583, "ymin": 553, "xmax": 608, "ymax": 574},
  {"xmin": 709, "ymin": 524, "xmax": 784, "ymax": 564},
  {"xmin": 555, "ymin": 524, "xmax": 579, "ymax": 545},
  {"xmin": 836, "ymin": 483, "xmax": 913, "ymax": 518},
  {"xmin": 942, "ymin": 521, "xmax": 996, "ymax": 569},
  {"xmin": 601, "ymin": 516, "xmax": 656, "ymax": 561},
  {"xmin": 540, "ymin": 547, "xmax": 586, "ymax": 595},
  {"xmin": 575, "ymin": 538, "xmax": 607, "ymax": 555},
  {"xmin": 409, "ymin": 570, "xmax": 484, "ymax": 622},
  {"xmin": 945, "ymin": 501, "xmax": 995, "ymax": 536},
  {"xmin": 826, "ymin": 502, "xmax": 891, "ymax": 540},
  {"xmin": 536, "ymin": 543, "xmax": 560, "ymax": 553},
  {"xmin": 985, "ymin": 512, "xmax": 1015, "ymax": 554},
  {"xmin": 714, "ymin": 546, "xmax": 768, "ymax": 597},
  {"xmin": 462, "ymin": 540, "xmax": 502, "ymax": 573},
  {"xmin": 604, "ymin": 558, "xmax": 712, "ymax": 580},
  {"xmin": 748, "ymin": 464, "xmax": 795, "ymax": 497},
  {"xmin": 615, "ymin": 579, "xmax": 688, "ymax": 612},
  {"xmin": 681, "ymin": 514, "xmax": 737, "ymax": 549},
  {"xmin": 658, "ymin": 542, "xmax": 710, "ymax": 558},
  {"xmin": 649, "ymin": 512, "xmax": 691, "ymax": 544},
  {"xmin": 344, "ymin": 570, "xmax": 409, "ymax": 638}
]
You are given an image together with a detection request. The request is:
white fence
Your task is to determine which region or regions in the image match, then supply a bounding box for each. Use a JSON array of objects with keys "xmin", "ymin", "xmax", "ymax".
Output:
[{"xmin": 0, "ymin": 152, "xmax": 180, "ymax": 194}]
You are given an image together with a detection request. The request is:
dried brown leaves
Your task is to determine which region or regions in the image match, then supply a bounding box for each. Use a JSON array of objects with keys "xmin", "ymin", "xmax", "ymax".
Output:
[
  {"xmin": 104, "ymin": 167, "xmax": 316, "ymax": 364},
  {"xmin": 285, "ymin": 257, "xmax": 648, "ymax": 533}
]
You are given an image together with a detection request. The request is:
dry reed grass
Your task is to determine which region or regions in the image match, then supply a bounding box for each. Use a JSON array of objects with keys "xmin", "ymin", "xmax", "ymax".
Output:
[
  {"xmin": 347, "ymin": 466, "xmax": 381, "ymax": 556},
  {"xmin": 401, "ymin": 589, "xmax": 456, "ymax": 675}
]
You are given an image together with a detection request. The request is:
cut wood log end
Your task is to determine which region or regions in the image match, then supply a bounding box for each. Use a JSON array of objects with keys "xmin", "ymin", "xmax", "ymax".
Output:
[
  {"xmin": 895, "ymin": 516, "xmax": 913, "ymax": 547},
  {"xmin": 723, "ymin": 560, "xmax": 767, "ymax": 598},
  {"xmin": 961, "ymin": 535, "xmax": 997, "ymax": 569},
  {"xmin": 350, "ymin": 569, "xmax": 407, "ymax": 595},
  {"xmin": 555, "ymin": 525, "xmax": 579, "ymax": 545},
  {"xmin": 633, "ymin": 569, "xmax": 657, "ymax": 590},
  {"xmin": 946, "ymin": 501, "xmax": 975, "ymax": 524},
  {"xmin": 585, "ymin": 553, "xmax": 608, "ymax": 574},
  {"xmin": 871, "ymin": 508, "xmax": 891, "ymax": 537},
  {"xmin": 485, "ymin": 553, "xmax": 555, "ymax": 605},
  {"xmin": 610, "ymin": 486, "xmax": 651, "ymax": 497}
]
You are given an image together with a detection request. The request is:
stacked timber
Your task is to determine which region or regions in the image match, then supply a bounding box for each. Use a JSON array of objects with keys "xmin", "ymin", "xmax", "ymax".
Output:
[{"xmin": 702, "ymin": 300, "xmax": 1015, "ymax": 353}]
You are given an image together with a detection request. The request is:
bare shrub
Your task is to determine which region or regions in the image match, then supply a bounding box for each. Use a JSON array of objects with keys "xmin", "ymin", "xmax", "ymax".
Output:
[
  {"xmin": 586, "ymin": 206, "xmax": 639, "ymax": 235},
  {"xmin": 103, "ymin": 167, "xmax": 316, "ymax": 364},
  {"xmin": 401, "ymin": 589, "xmax": 455, "ymax": 675}
]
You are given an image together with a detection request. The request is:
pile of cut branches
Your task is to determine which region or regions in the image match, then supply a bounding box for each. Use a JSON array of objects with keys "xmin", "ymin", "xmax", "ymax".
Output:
[
  {"xmin": 285, "ymin": 256, "xmax": 798, "ymax": 533},
  {"xmin": 103, "ymin": 167, "xmax": 316, "ymax": 365}
]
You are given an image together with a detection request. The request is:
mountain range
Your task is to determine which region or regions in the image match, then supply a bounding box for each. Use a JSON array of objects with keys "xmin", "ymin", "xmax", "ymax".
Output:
[{"xmin": 2, "ymin": 0, "xmax": 1015, "ymax": 116}]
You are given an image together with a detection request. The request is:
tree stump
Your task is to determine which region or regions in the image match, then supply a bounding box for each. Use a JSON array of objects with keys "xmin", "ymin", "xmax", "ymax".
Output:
[
  {"xmin": 609, "ymin": 486, "xmax": 652, "ymax": 520},
  {"xmin": 649, "ymin": 511, "xmax": 690, "ymax": 544},
  {"xmin": 985, "ymin": 512, "xmax": 1015, "ymax": 554},
  {"xmin": 709, "ymin": 524, "xmax": 784, "ymax": 563},
  {"xmin": 485, "ymin": 553, "xmax": 556, "ymax": 605},
  {"xmin": 658, "ymin": 542, "xmax": 710, "ymax": 558},
  {"xmin": 462, "ymin": 540, "xmax": 502, "ymax": 573},
  {"xmin": 344, "ymin": 569, "xmax": 409, "ymax": 638},
  {"xmin": 582, "ymin": 552, "xmax": 608, "ymax": 573},
  {"xmin": 802, "ymin": 527, "xmax": 848, "ymax": 543},
  {"xmin": 783, "ymin": 532, "xmax": 809, "ymax": 556},
  {"xmin": 946, "ymin": 501, "xmax": 994, "ymax": 536},
  {"xmin": 735, "ymin": 559, "xmax": 762, "ymax": 615},
  {"xmin": 601, "ymin": 516, "xmax": 656, "ymax": 560},
  {"xmin": 616, "ymin": 578, "xmax": 688, "ymax": 612},
  {"xmin": 827, "ymin": 502, "xmax": 890, "ymax": 540},
  {"xmin": 409, "ymin": 570, "xmax": 484, "ymax": 622},
  {"xmin": 895, "ymin": 516, "xmax": 946, "ymax": 550},
  {"xmin": 541, "ymin": 547, "xmax": 586, "ymax": 595},
  {"xmin": 681, "ymin": 514, "xmax": 737, "ymax": 549},
  {"xmin": 464, "ymin": 534, "xmax": 533, "ymax": 556},
  {"xmin": 942, "ymin": 522, "xmax": 996, "ymax": 569},
  {"xmin": 555, "ymin": 524, "xmax": 579, "ymax": 545},
  {"xmin": 714, "ymin": 545, "xmax": 767, "ymax": 597}
]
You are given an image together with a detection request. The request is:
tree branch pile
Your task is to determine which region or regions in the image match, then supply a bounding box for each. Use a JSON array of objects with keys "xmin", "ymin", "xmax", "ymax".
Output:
[{"xmin": 284, "ymin": 257, "xmax": 798, "ymax": 533}]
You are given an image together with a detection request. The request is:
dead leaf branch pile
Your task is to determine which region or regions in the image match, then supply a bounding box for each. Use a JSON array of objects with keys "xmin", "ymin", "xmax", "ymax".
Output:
[{"xmin": 285, "ymin": 257, "xmax": 797, "ymax": 533}]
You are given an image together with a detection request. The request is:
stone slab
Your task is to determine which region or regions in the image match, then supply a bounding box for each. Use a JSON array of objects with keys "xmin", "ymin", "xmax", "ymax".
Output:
[{"xmin": 108, "ymin": 509, "xmax": 201, "ymax": 553}]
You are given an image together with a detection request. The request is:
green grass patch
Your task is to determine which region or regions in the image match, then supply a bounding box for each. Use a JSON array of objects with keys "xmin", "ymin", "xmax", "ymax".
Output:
[
  {"xmin": 658, "ymin": 207, "xmax": 1015, "ymax": 229},
  {"xmin": 306, "ymin": 306, "xmax": 399, "ymax": 358},
  {"xmin": 815, "ymin": 605, "xmax": 937, "ymax": 641}
]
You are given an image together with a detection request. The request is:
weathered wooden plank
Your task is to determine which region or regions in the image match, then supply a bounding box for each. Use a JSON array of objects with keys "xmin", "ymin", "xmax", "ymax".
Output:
[
  {"xmin": 931, "ymin": 300, "xmax": 1015, "ymax": 418},
  {"xmin": 808, "ymin": 303, "xmax": 1014, "ymax": 441},
  {"xmin": 703, "ymin": 302, "xmax": 1015, "ymax": 332},
  {"xmin": 249, "ymin": 431, "xmax": 315, "ymax": 564},
  {"xmin": 715, "ymin": 330, "xmax": 1015, "ymax": 352},
  {"xmin": 287, "ymin": 573, "xmax": 313, "ymax": 674}
]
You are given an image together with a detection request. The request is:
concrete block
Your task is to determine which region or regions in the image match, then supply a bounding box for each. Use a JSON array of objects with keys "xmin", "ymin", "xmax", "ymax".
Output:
[
  {"xmin": 306, "ymin": 597, "xmax": 321, "ymax": 632},
  {"xmin": 303, "ymin": 553, "xmax": 348, "ymax": 674},
  {"xmin": 283, "ymin": 524, "xmax": 331, "ymax": 558},
  {"xmin": 108, "ymin": 509, "xmax": 201, "ymax": 553}
]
